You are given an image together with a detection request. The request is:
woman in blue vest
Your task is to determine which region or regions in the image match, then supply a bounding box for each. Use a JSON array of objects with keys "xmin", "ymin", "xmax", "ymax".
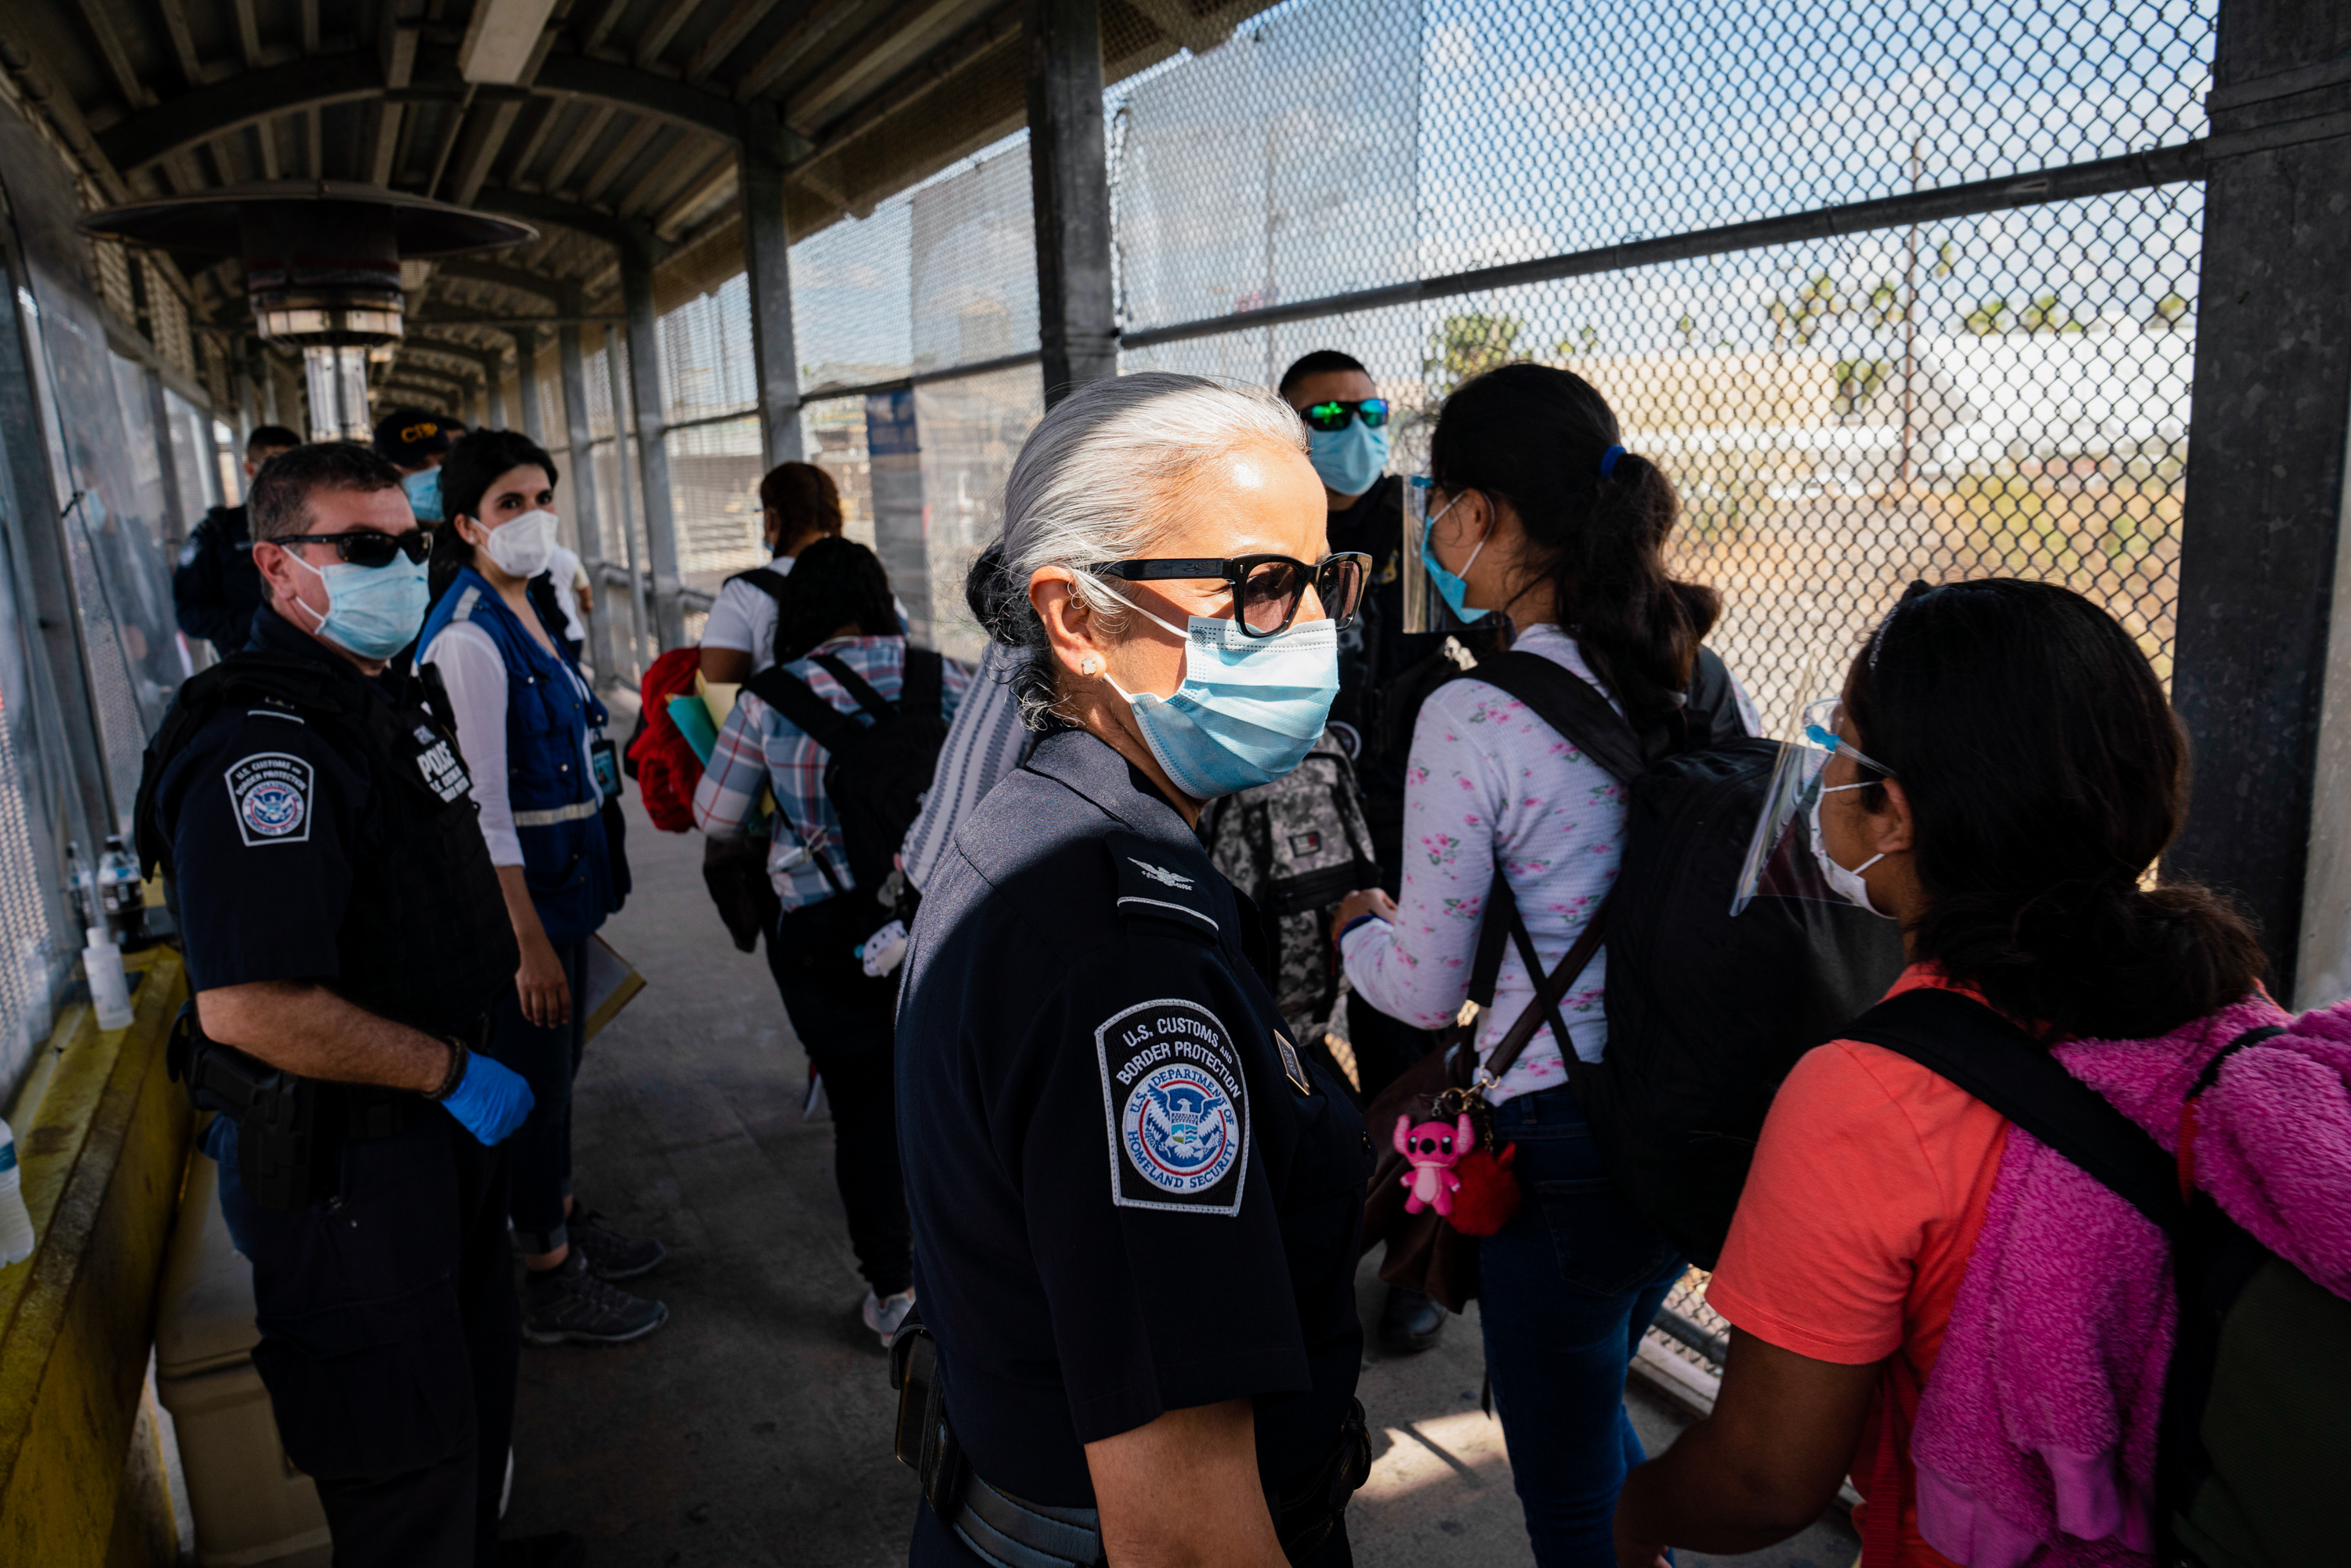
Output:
[{"xmin": 422, "ymin": 430, "xmax": 668, "ymax": 1346}]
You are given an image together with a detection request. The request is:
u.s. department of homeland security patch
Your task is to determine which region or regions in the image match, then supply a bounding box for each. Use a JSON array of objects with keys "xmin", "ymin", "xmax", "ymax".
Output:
[
  {"xmin": 226, "ymin": 752, "xmax": 313, "ymax": 846},
  {"xmin": 1096, "ymin": 998, "xmax": 1250, "ymax": 1215}
]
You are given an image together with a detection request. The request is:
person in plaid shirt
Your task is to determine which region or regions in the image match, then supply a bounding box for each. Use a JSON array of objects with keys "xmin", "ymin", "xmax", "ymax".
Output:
[{"xmin": 692, "ymin": 537, "xmax": 969, "ymax": 1344}]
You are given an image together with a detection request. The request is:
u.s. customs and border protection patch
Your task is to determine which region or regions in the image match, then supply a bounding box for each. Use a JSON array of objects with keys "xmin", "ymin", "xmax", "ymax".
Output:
[
  {"xmin": 226, "ymin": 752, "xmax": 313, "ymax": 846},
  {"xmin": 1096, "ymin": 998, "xmax": 1250, "ymax": 1214}
]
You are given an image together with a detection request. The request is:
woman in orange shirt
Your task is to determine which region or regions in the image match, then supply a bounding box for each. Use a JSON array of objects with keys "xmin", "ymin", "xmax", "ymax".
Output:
[{"xmin": 1610, "ymin": 578, "xmax": 2266, "ymax": 1568}]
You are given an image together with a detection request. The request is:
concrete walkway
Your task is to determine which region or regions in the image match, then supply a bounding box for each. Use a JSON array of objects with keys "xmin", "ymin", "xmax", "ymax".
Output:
[{"xmin": 502, "ymin": 790, "xmax": 1857, "ymax": 1567}]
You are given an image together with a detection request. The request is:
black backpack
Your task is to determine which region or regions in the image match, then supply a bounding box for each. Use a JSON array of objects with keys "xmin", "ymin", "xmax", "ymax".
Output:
[
  {"xmin": 726, "ymin": 567, "xmax": 794, "ymax": 665},
  {"xmin": 1844, "ymin": 987, "xmax": 2346, "ymax": 1568},
  {"xmin": 745, "ymin": 648, "xmax": 948, "ymax": 914},
  {"xmin": 1460, "ymin": 648, "xmax": 1905, "ymax": 1269}
]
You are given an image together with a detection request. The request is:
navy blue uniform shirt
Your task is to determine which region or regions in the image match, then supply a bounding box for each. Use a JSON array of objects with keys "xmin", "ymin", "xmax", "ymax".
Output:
[
  {"xmin": 150, "ymin": 603, "xmax": 397, "ymax": 995},
  {"xmin": 896, "ymin": 727, "xmax": 1371, "ymax": 1551}
]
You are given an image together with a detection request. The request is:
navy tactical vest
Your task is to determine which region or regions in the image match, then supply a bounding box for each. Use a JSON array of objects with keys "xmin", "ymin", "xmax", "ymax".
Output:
[
  {"xmin": 133, "ymin": 650, "xmax": 521, "ymax": 1034},
  {"xmin": 420, "ymin": 570, "xmax": 615, "ymax": 944}
]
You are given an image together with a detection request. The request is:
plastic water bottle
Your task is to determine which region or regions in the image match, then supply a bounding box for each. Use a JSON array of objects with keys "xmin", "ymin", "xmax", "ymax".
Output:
[
  {"xmin": 98, "ymin": 836, "xmax": 143, "ymax": 943},
  {"xmin": 0, "ymin": 1118, "xmax": 34, "ymax": 1267},
  {"xmin": 85, "ymin": 926, "xmax": 133, "ymax": 1031},
  {"xmin": 64, "ymin": 840, "xmax": 94, "ymax": 931}
]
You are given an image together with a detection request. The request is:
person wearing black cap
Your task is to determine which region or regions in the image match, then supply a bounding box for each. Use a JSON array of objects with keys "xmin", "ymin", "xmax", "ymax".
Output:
[
  {"xmin": 374, "ymin": 407, "xmax": 455, "ymax": 523},
  {"xmin": 173, "ymin": 424, "xmax": 300, "ymax": 656}
]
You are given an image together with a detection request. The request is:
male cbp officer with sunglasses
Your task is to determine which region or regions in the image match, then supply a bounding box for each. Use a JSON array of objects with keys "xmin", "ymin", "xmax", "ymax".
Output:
[
  {"xmin": 135, "ymin": 443, "xmax": 584, "ymax": 1568},
  {"xmin": 1277, "ymin": 351, "xmax": 1460, "ymax": 1354}
]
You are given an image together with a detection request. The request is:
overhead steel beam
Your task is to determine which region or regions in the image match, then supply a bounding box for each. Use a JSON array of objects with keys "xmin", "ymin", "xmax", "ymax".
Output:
[
  {"xmin": 91, "ymin": 48, "xmax": 810, "ymax": 178},
  {"xmin": 1122, "ymin": 0, "xmax": 1236, "ymax": 54},
  {"xmin": 532, "ymin": 54, "xmax": 808, "ymax": 161},
  {"xmin": 431, "ymin": 256, "xmax": 585, "ymax": 312},
  {"xmin": 686, "ymin": 0, "xmax": 791, "ymax": 83},
  {"xmin": 419, "ymin": 314, "xmax": 626, "ymax": 327},
  {"xmin": 98, "ymin": 53, "xmax": 381, "ymax": 173},
  {"xmin": 474, "ymin": 187, "xmax": 676, "ymax": 263}
]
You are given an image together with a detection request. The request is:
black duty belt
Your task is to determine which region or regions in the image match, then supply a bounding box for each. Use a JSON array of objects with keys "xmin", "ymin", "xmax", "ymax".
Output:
[
  {"xmin": 172, "ymin": 1004, "xmax": 493, "ymax": 1212},
  {"xmin": 890, "ymin": 1316, "xmax": 1370, "ymax": 1567}
]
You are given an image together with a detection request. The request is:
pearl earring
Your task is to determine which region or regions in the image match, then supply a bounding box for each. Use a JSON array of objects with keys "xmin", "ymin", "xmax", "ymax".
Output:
[{"xmin": 1081, "ymin": 657, "xmax": 1103, "ymax": 676}]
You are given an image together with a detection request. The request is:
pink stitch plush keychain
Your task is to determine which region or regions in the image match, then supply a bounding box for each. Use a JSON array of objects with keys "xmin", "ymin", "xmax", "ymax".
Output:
[{"xmin": 1394, "ymin": 1114, "xmax": 1474, "ymax": 1217}]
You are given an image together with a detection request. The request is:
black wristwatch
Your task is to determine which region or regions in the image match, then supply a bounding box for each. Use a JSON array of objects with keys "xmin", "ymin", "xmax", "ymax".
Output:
[{"xmin": 426, "ymin": 1037, "xmax": 469, "ymax": 1102}]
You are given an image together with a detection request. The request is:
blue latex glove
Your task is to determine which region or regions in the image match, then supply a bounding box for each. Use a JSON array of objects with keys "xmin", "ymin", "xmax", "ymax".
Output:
[{"xmin": 440, "ymin": 1052, "xmax": 534, "ymax": 1146}]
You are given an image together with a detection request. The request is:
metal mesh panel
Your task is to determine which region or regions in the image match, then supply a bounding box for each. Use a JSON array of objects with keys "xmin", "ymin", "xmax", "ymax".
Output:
[
  {"xmin": 667, "ymin": 415, "xmax": 767, "ymax": 593},
  {"xmin": 1114, "ymin": 0, "xmax": 2208, "ymax": 726},
  {"xmin": 1651, "ymin": 1269, "xmax": 1733, "ymax": 1382},
  {"xmin": 792, "ymin": 201, "xmax": 916, "ymax": 392},
  {"xmin": 916, "ymin": 365, "xmax": 1047, "ymax": 662},
  {"xmin": 910, "ymin": 142, "xmax": 1039, "ymax": 374},
  {"xmin": 1110, "ymin": 0, "xmax": 1424, "ymax": 331},
  {"xmin": 790, "ymin": 134, "xmax": 1035, "ymax": 395},
  {"xmin": 802, "ymin": 396, "xmax": 880, "ymax": 554},
  {"xmin": 658, "ymin": 274, "xmax": 759, "ymax": 425}
]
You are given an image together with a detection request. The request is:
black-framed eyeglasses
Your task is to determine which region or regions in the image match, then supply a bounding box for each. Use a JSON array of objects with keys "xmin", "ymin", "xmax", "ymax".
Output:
[
  {"xmin": 1299, "ymin": 397, "xmax": 1389, "ymax": 433},
  {"xmin": 1089, "ymin": 552, "xmax": 1371, "ymax": 637},
  {"xmin": 269, "ymin": 530, "xmax": 430, "ymax": 567}
]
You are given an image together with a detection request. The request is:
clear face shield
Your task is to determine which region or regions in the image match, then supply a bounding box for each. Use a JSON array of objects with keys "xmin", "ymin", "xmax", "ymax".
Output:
[
  {"xmin": 1401, "ymin": 476, "xmax": 1488, "ymax": 636},
  {"xmin": 1730, "ymin": 690, "xmax": 1896, "ymax": 915}
]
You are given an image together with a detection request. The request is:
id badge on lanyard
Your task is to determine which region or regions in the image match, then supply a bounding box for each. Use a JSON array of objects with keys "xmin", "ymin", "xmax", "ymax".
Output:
[{"xmin": 590, "ymin": 736, "xmax": 621, "ymax": 802}]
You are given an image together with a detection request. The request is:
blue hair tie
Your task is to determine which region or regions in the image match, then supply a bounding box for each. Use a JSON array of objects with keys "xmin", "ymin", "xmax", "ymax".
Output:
[{"xmin": 1599, "ymin": 444, "xmax": 1625, "ymax": 478}]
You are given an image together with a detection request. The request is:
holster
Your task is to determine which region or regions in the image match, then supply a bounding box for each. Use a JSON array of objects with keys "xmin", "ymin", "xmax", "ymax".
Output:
[{"xmin": 168, "ymin": 1002, "xmax": 430, "ymax": 1214}]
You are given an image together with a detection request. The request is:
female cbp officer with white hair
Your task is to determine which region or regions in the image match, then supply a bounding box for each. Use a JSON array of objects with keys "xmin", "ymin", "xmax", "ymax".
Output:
[{"xmin": 894, "ymin": 372, "xmax": 1377, "ymax": 1567}]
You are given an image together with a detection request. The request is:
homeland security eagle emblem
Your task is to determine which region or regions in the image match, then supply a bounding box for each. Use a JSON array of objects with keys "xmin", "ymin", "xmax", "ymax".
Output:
[
  {"xmin": 1127, "ymin": 857, "xmax": 1194, "ymax": 890},
  {"xmin": 226, "ymin": 752, "xmax": 313, "ymax": 846},
  {"xmin": 1096, "ymin": 998, "xmax": 1249, "ymax": 1213}
]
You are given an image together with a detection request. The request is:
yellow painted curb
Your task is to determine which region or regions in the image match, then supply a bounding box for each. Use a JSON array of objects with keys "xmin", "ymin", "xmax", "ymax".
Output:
[{"xmin": 0, "ymin": 949, "xmax": 194, "ymax": 1565}]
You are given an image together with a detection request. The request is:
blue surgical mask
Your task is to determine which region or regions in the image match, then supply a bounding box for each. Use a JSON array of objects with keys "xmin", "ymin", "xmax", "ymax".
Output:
[
  {"xmin": 1307, "ymin": 420, "xmax": 1390, "ymax": 498},
  {"xmin": 1420, "ymin": 493, "xmax": 1491, "ymax": 624},
  {"xmin": 403, "ymin": 468, "xmax": 444, "ymax": 523},
  {"xmin": 1098, "ymin": 592, "xmax": 1340, "ymax": 799},
  {"xmin": 284, "ymin": 552, "xmax": 431, "ymax": 660}
]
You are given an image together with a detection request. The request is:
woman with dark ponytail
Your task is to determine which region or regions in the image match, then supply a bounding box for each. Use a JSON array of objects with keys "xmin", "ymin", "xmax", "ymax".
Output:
[
  {"xmin": 1332, "ymin": 364, "xmax": 1753, "ymax": 1564},
  {"xmin": 1613, "ymin": 581, "xmax": 2351, "ymax": 1568}
]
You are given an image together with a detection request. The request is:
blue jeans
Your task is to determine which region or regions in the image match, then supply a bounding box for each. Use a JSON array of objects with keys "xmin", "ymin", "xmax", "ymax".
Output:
[{"xmin": 1480, "ymin": 1085, "xmax": 1684, "ymax": 1567}]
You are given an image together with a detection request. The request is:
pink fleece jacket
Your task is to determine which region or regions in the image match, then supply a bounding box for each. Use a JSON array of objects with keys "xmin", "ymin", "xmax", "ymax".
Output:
[{"xmin": 1910, "ymin": 994, "xmax": 2351, "ymax": 1567}]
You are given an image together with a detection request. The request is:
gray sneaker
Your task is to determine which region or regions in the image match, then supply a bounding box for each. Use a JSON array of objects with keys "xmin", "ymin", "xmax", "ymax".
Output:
[
  {"xmin": 523, "ymin": 1251, "xmax": 668, "ymax": 1345},
  {"xmin": 567, "ymin": 1206, "xmax": 666, "ymax": 1280}
]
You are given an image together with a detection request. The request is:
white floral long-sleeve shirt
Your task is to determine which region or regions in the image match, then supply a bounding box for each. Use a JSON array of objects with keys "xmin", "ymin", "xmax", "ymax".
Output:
[{"xmin": 1339, "ymin": 622, "xmax": 1754, "ymax": 1105}]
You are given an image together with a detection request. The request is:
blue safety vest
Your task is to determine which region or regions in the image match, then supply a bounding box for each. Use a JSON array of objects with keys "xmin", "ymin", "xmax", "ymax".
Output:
[{"xmin": 421, "ymin": 568, "xmax": 614, "ymax": 944}]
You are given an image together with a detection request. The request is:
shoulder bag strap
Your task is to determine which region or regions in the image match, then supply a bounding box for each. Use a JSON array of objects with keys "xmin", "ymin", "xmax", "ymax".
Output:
[
  {"xmin": 1458, "ymin": 650, "xmax": 1646, "ymax": 784},
  {"xmin": 1465, "ymin": 869, "xmax": 1515, "ymax": 1009},
  {"xmin": 1478, "ymin": 898, "xmax": 1610, "ymax": 1088},
  {"xmin": 809, "ymin": 650, "xmax": 899, "ymax": 724},
  {"xmin": 744, "ymin": 665, "xmax": 859, "ymax": 755},
  {"xmin": 734, "ymin": 672, "xmax": 850, "ymax": 898},
  {"xmin": 726, "ymin": 567, "xmax": 792, "ymax": 604},
  {"xmin": 1840, "ymin": 987, "xmax": 2183, "ymax": 1233},
  {"xmin": 897, "ymin": 646, "xmax": 944, "ymax": 718}
]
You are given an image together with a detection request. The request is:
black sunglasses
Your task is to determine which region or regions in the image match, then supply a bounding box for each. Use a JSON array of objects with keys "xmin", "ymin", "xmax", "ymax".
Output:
[
  {"xmin": 1089, "ymin": 552, "xmax": 1371, "ymax": 638},
  {"xmin": 270, "ymin": 530, "xmax": 430, "ymax": 567},
  {"xmin": 1299, "ymin": 397, "xmax": 1389, "ymax": 433}
]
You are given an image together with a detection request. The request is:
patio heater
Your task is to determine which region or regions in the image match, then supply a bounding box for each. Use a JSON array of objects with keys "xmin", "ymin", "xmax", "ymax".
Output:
[{"xmin": 78, "ymin": 180, "xmax": 535, "ymax": 442}]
